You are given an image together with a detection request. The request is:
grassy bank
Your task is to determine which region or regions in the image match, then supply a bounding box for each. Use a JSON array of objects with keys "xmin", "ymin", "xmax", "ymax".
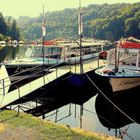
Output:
[{"xmin": 0, "ymin": 110, "xmax": 121, "ymax": 140}]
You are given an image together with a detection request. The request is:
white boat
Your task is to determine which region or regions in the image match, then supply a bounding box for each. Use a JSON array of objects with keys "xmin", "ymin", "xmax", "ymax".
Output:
[
  {"xmin": 3, "ymin": 39, "xmax": 109, "ymax": 74},
  {"xmin": 95, "ymin": 37, "xmax": 140, "ymax": 95}
]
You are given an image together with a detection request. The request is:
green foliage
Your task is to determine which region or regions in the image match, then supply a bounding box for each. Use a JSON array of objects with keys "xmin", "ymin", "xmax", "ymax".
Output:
[
  {"xmin": 1, "ymin": 3, "xmax": 140, "ymax": 41},
  {"xmin": 0, "ymin": 13, "xmax": 8, "ymax": 36},
  {"xmin": 17, "ymin": 2, "xmax": 140, "ymax": 41},
  {"xmin": 10, "ymin": 20, "xmax": 20, "ymax": 40},
  {"xmin": 0, "ymin": 13, "xmax": 20, "ymax": 41}
]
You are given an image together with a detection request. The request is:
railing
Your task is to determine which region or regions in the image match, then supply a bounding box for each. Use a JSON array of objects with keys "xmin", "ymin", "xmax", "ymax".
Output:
[
  {"xmin": 0, "ymin": 61, "xmax": 66, "ymax": 96},
  {"xmin": 0, "ymin": 50, "xmax": 101, "ymax": 96}
]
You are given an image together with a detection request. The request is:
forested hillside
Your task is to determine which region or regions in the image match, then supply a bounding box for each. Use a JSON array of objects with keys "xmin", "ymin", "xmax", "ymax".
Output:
[
  {"xmin": 17, "ymin": 2, "xmax": 140, "ymax": 41},
  {"xmin": 0, "ymin": 13, "xmax": 20, "ymax": 41}
]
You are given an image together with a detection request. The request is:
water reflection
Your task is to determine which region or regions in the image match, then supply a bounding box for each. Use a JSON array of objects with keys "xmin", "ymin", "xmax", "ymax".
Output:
[
  {"xmin": 0, "ymin": 45, "xmax": 26, "ymax": 63},
  {"xmin": 95, "ymin": 89, "xmax": 140, "ymax": 127},
  {"xmin": 95, "ymin": 90, "xmax": 140, "ymax": 139},
  {"xmin": 44, "ymin": 91, "xmax": 140, "ymax": 140}
]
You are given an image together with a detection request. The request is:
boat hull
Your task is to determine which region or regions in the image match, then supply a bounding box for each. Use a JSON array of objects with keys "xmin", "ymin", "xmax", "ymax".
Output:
[
  {"xmin": 110, "ymin": 77, "xmax": 140, "ymax": 92},
  {"xmin": 94, "ymin": 70, "xmax": 140, "ymax": 95}
]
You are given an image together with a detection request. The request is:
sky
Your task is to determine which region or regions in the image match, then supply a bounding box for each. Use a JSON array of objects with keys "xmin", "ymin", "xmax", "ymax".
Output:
[{"xmin": 0, "ymin": 0, "xmax": 140, "ymax": 18}]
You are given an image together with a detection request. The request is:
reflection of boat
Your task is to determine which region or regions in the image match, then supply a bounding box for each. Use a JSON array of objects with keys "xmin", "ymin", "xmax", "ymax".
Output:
[
  {"xmin": 95, "ymin": 91, "xmax": 140, "ymax": 129},
  {"xmin": 3, "ymin": 40, "xmax": 109, "ymax": 74},
  {"xmin": 95, "ymin": 37, "xmax": 140, "ymax": 95}
]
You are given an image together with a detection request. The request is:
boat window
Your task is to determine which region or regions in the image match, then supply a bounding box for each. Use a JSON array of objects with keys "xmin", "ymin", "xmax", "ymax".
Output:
[
  {"xmin": 119, "ymin": 51, "xmax": 138, "ymax": 66},
  {"xmin": 31, "ymin": 48, "xmax": 42, "ymax": 57},
  {"xmin": 46, "ymin": 47, "xmax": 53, "ymax": 54},
  {"xmin": 52, "ymin": 47, "xmax": 61, "ymax": 54},
  {"xmin": 91, "ymin": 46, "xmax": 102, "ymax": 53}
]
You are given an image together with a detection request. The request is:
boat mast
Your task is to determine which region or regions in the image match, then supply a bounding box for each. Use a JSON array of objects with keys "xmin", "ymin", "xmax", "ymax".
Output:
[
  {"xmin": 42, "ymin": 5, "xmax": 46, "ymax": 66},
  {"xmin": 78, "ymin": 0, "xmax": 83, "ymax": 74}
]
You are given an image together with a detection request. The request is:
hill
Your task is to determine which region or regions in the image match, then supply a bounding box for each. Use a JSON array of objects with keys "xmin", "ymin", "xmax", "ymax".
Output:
[{"xmin": 17, "ymin": 2, "xmax": 140, "ymax": 41}]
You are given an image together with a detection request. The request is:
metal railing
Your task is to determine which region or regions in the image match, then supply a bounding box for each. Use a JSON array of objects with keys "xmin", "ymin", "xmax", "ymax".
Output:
[{"xmin": 0, "ymin": 61, "xmax": 66, "ymax": 96}]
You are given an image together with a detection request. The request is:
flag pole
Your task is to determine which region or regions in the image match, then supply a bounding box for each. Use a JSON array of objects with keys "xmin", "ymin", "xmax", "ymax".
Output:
[
  {"xmin": 42, "ymin": 5, "xmax": 45, "ymax": 67},
  {"xmin": 79, "ymin": 0, "xmax": 83, "ymax": 74}
]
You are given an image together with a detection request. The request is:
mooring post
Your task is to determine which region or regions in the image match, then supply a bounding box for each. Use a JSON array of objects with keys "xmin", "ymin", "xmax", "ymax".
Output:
[
  {"xmin": 97, "ymin": 58, "xmax": 99, "ymax": 68},
  {"xmin": 2, "ymin": 79, "xmax": 5, "ymax": 95},
  {"xmin": 69, "ymin": 59, "xmax": 71, "ymax": 72},
  {"xmin": 75, "ymin": 60, "xmax": 77, "ymax": 73},
  {"xmin": 36, "ymin": 99, "xmax": 38, "ymax": 107},
  {"xmin": 75, "ymin": 104, "xmax": 77, "ymax": 118},
  {"xmin": 56, "ymin": 59, "xmax": 58, "ymax": 78},
  {"xmin": 55, "ymin": 109, "xmax": 58, "ymax": 122},
  {"xmin": 69, "ymin": 104, "xmax": 72, "ymax": 116},
  {"xmin": 115, "ymin": 128, "xmax": 117, "ymax": 138},
  {"xmin": 80, "ymin": 104, "xmax": 83, "ymax": 128},
  {"xmin": 42, "ymin": 114, "xmax": 45, "ymax": 119}
]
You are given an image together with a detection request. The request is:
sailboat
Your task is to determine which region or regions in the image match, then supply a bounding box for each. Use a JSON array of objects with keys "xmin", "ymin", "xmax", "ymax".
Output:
[{"xmin": 94, "ymin": 37, "xmax": 140, "ymax": 95}]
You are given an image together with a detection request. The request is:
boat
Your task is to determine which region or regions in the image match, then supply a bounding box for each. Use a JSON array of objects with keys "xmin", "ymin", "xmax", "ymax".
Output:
[
  {"xmin": 94, "ymin": 37, "xmax": 140, "ymax": 95},
  {"xmin": 2, "ymin": 39, "xmax": 109, "ymax": 74}
]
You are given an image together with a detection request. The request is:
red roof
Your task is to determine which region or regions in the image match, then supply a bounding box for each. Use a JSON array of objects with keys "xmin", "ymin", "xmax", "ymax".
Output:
[
  {"xmin": 118, "ymin": 40, "xmax": 140, "ymax": 49},
  {"xmin": 44, "ymin": 40, "xmax": 57, "ymax": 45}
]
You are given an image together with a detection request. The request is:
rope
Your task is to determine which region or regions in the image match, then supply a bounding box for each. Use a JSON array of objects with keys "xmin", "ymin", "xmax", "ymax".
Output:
[
  {"xmin": 83, "ymin": 108, "xmax": 134, "ymax": 140},
  {"xmin": 85, "ymin": 73, "xmax": 137, "ymax": 124}
]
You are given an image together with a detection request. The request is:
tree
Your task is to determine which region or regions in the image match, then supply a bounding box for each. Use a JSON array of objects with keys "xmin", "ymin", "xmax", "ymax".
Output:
[
  {"xmin": 124, "ymin": 17, "xmax": 139, "ymax": 37},
  {"xmin": 10, "ymin": 20, "xmax": 20, "ymax": 40},
  {"xmin": 0, "ymin": 13, "xmax": 8, "ymax": 36}
]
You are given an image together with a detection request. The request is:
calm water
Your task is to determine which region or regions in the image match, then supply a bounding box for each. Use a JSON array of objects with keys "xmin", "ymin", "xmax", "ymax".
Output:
[
  {"xmin": 45, "ymin": 95, "xmax": 140, "ymax": 140},
  {"xmin": 0, "ymin": 45, "xmax": 27, "ymax": 63}
]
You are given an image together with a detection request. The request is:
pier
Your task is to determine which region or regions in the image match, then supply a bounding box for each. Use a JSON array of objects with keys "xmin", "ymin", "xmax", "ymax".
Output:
[
  {"xmin": 0, "ymin": 59, "xmax": 106, "ymax": 106},
  {"xmin": 0, "ymin": 58, "xmax": 107, "ymax": 128}
]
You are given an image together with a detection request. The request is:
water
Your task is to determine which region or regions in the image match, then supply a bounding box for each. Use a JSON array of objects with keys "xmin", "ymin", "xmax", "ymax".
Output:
[
  {"xmin": 0, "ymin": 45, "xmax": 27, "ymax": 63},
  {"xmin": 45, "ymin": 95, "xmax": 140, "ymax": 140}
]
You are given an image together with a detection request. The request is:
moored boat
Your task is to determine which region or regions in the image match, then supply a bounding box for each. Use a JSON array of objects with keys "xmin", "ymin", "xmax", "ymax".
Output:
[
  {"xmin": 95, "ymin": 37, "xmax": 140, "ymax": 95},
  {"xmin": 2, "ymin": 39, "xmax": 109, "ymax": 74}
]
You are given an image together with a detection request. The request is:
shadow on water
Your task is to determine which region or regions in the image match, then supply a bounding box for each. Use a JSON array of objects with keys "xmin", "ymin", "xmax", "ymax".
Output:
[
  {"xmin": 21, "ymin": 71, "xmax": 98, "ymax": 116},
  {"xmin": 95, "ymin": 88, "xmax": 140, "ymax": 129}
]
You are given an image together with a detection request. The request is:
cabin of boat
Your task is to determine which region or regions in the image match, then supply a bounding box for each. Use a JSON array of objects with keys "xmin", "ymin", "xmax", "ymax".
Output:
[
  {"xmin": 1, "ymin": 39, "xmax": 111, "ymax": 75},
  {"xmin": 11, "ymin": 39, "xmax": 108, "ymax": 64},
  {"xmin": 108, "ymin": 39, "xmax": 140, "ymax": 67},
  {"xmin": 33, "ymin": 40, "xmax": 105, "ymax": 57}
]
